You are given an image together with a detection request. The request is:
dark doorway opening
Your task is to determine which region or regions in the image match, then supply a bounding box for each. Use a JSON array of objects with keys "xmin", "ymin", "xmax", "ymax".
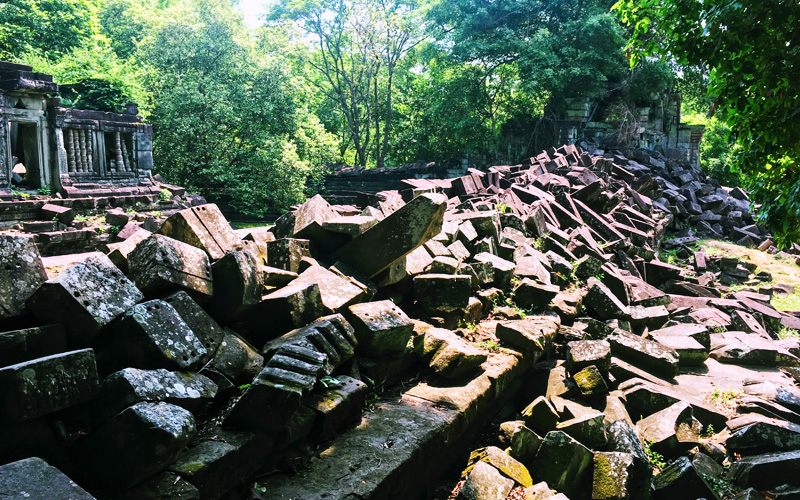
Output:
[{"xmin": 9, "ymin": 122, "xmax": 41, "ymax": 189}]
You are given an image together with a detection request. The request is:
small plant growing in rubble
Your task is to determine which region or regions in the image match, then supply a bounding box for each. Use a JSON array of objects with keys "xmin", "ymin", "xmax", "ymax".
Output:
[
  {"xmin": 778, "ymin": 327, "xmax": 800, "ymax": 339},
  {"xmin": 710, "ymin": 388, "xmax": 741, "ymax": 403},
  {"xmin": 159, "ymin": 188, "xmax": 172, "ymax": 201},
  {"xmin": 643, "ymin": 440, "xmax": 666, "ymax": 472},
  {"xmin": 37, "ymin": 186, "xmax": 52, "ymax": 196},
  {"xmin": 497, "ymin": 203, "xmax": 509, "ymax": 213}
]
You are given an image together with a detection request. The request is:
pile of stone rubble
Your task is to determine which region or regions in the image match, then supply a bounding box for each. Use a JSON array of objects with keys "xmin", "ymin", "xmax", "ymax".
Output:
[{"xmin": 1, "ymin": 144, "xmax": 799, "ymax": 500}]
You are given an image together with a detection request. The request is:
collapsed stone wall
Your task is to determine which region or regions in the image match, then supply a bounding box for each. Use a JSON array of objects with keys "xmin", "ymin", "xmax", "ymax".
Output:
[{"xmin": 1, "ymin": 144, "xmax": 799, "ymax": 499}]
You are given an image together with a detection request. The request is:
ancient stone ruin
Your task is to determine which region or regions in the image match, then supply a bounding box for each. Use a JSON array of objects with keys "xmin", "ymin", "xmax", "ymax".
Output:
[
  {"xmin": 1, "ymin": 144, "xmax": 800, "ymax": 499},
  {"xmin": 0, "ymin": 60, "xmax": 155, "ymax": 199}
]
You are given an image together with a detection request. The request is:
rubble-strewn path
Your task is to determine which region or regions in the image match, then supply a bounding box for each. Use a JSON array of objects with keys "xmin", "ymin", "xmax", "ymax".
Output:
[{"xmin": 1, "ymin": 144, "xmax": 799, "ymax": 500}]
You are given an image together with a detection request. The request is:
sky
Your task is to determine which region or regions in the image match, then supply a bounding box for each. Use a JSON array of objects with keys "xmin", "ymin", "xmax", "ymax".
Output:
[{"xmin": 236, "ymin": 0, "xmax": 269, "ymax": 28}]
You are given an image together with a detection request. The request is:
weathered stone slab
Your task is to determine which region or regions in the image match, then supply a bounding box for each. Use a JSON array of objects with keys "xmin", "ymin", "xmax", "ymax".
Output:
[
  {"xmin": 128, "ymin": 234, "xmax": 213, "ymax": 304},
  {"xmin": 78, "ymin": 402, "xmax": 196, "ymax": 490},
  {"xmin": 727, "ymin": 450, "xmax": 800, "ymax": 490},
  {"xmin": 27, "ymin": 254, "xmax": 143, "ymax": 344},
  {"xmin": 727, "ymin": 414, "xmax": 800, "ymax": 454},
  {"xmin": 331, "ymin": 192, "xmax": 447, "ymax": 278},
  {"xmin": 163, "ymin": 291, "xmax": 224, "ymax": 363},
  {"xmin": 0, "ymin": 324, "xmax": 66, "ymax": 367},
  {"xmin": 168, "ymin": 428, "xmax": 272, "ymax": 498},
  {"xmin": 649, "ymin": 333, "xmax": 708, "ymax": 366},
  {"xmin": 242, "ymin": 281, "xmax": 323, "ymax": 344},
  {"xmin": 521, "ymin": 396, "xmax": 559, "ymax": 434},
  {"xmin": 495, "ymin": 316, "xmax": 560, "ymax": 356},
  {"xmin": 499, "ymin": 421, "xmax": 542, "ymax": 464},
  {"xmin": 512, "ymin": 279, "xmax": 559, "ymax": 309},
  {"xmin": 293, "ymin": 265, "xmax": 367, "ymax": 313},
  {"xmin": 573, "ymin": 365, "xmax": 608, "ymax": 396},
  {"xmin": 711, "ymin": 331, "xmax": 800, "ymax": 367},
  {"xmin": 567, "ymin": 340, "xmax": 611, "ymax": 373},
  {"xmin": 323, "ymin": 215, "xmax": 380, "ymax": 237},
  {"xmin": 0, "ymin": 348, "xmax": 98, "ymax": 422},
  {"xmin": 531, "ymin": 430, "xmax": 593, "ymax": 498},
  {"xmin": 262, "ymin": 347, "xmax": 527, "ymax": 499},
  {"xmin": 223, "ymin": 367, "xmax": 304, "ymax": 433},
  {"xmin": 266, "ymin": 238, "xmax": 311, "ymax": 273},
  {"xmin": 158, "ymin": 203, "xmax": 241, "ymax": 260},
  {"xmin": 592, "ymin": 452, "xmax": 652, "ymax": 500},
  {"xmin": 585, "ymin": 277, "xmax": 631, "ymax": 320},
  {"xmin": 652, "ymin": 456, "xmax": 713, "ymax": 499},
  {"xmin": 96, "ymin": 367, "xmax": 217, "ymax": 420},
  {"xmin": 0, "ymin": 235, "xmax": 48, "ymax": 319},
  {"xmin": 556, "ymin": 411, "xmax": 607, "ymax": 448},
  {"xmin": 304, "ymin": 375, "xmax": 369, "ymax": 439},
  {"xmin": 107, "ymin": 228, "xmax": 152, "ymax": 273},
  {"xmin": 207, "ymin": 250, "xmax": 263, "ymax": 322},
  {"xmin": 608, "ymin": 330, "xmax": 679, "ymax": 377},
  {"xmin": 464, "ymin": 446, "xmax": 533, "ymax": 487},
  {"xmin": 636, "ymin": 402, "xmax": 700, "ymax": 456},
  {"xmin": 111, "ymin": 299, "xmax": 207, "ymax": 371},
  {"xmin": 458, "ymin": 461, "xmax": 514, "ymax": 500},
  {"xmin": 414, "ymin": 328, "xmax": 487, "ymax": 379},
  {"xmin": 346, "ymin": 300, "xmax": 414, "ymax": 356},
  {"xmin": 413, "ymin": 274, "xmax": 472, "ymax": 313},
  {"xmin": 0, "ymin": 457, "xmax": 95, "ymax": 500},
  {"xmin": 208, "ymin": 331, "xmax": 264, "ymax": 385}
]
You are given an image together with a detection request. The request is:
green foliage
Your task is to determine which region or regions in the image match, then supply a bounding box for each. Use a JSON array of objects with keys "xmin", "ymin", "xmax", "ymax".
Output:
[
  {"xmin": 778, "ymin": 327, "xmax": 800, "ymax": 340},
  {"xmin": 19, "ymin": 41, "xmax": 150, "ymax": 114},
  {"xmin": 614, "ymin": 0, "xmax": 800, "ymax": 246},
  {"xmin": 37, "ymin": 186, "xmax": 52, "ymax": 196},
  {"xmin": 158, "ymin": 188, "xmax": 172, "ymax": 202},
  {"xmin": 0, "ymin": 0, "xmax": 98, "ymax": 59},
  {"xmin": 643, "ymin": 440, "xmax": 666, "ymax": 472},
  {"xmin": 710, "ymin": 388, "xmax": 741, "ymax": 404},
  {"xmin": 144, "ymin": 0, "xmax": 337, "ymax": 216}
]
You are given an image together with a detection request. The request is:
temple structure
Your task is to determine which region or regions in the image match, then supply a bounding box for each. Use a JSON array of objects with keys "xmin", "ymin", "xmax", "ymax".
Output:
[{"xmin": 0, "ymin": 60, "xmax": 155, "ymax": 198}]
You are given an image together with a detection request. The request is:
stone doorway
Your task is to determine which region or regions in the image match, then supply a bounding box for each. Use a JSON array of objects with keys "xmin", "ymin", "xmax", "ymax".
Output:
[{"xmin": 8, "ymin": 121, "xmax": 42, "ymax": 189}]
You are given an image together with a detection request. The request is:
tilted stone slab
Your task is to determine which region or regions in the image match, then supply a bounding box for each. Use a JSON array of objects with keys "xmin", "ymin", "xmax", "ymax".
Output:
[
  {"xmin": 585, "ymin": 277, "xmax": 631, "ymax": 320},
  {"xmin": 727, "ymin": 450, "xmax": 800, "ymax": 490},
  {"xmin": 459, "ymin": 460, "xmax": 514, "ymax": 500},
  {"xmin": 345, "ymin": 300, "xmax": 414, "ymax": 356},
  {"xmin": 241, "ymin": 281, "xmax": 323, "ymax": 345},
  {"xmin": 0, "ymin": 323, "xmax": 66, "ymax": 367},
  {"xmin": 0, "ymin": 457, "xmax": 96, "ymax": 500},
  {"xmin": 413, "ymin": 274, "xmax": 472, "ymax": 314},
  {"xmin": 266, "ymin": 238, "xmax": 311, "ymax": 273},
  {"xmin": 463, "ymin": 446, "xmax": 533, "ymax": 487},
  {"xmin": 168, "ymin": 428, "xmax": 272, "ymax": 498},
  {"xmin": 293, "ymin": 265, "xmax": 367, "ymax": 313},
  {"xmin": 207, "ymin": 250, "xmax": 263, "ymax": 323},
  {"xmin": 0, "ymin": 235, "xmax": 48, "ymax": 319},
  {"xmin": 0, "ymin": 348, "xmax": 99, "ymax": 422},
  {"xmin": 727, "ymin": 414, "xmax": 800, "ymax": 454},
  {"xmin": 78, "ymin": 402, "xmax": 196, "ymax": 490},
  {"xmin": 208, "ymin": 331, "xmax": 264, "ymax": 385},
  {"xmin": 608, "ymin": 330, "xmax": 679, "ymax": 378},
  {"xmin": 128, "ymin": 234, "xmax": 213, "ymax": 304},
  {"xmin": 531, "ymin": 431, "xmax": 594, "ymax": 498},
  {"xmin": 495, "ymin": 316, "xmax": 560, "ymax": 357},
  {"xmin": 27, "ymin": 254, "xmax": 143, "ymax": 345},
  {"xmin": 96, "ymin": 367, "xmax": 217, "ymax": 420},
  {"xmin": 567, "ymin": 340, "xmax": 612, "ymax": 373},
  {"xmin": 592, "ymin": 451, "xmax": 652, "ymax": 500},
  {"xmin": 111, "ymin": 299, "xmax": 207, "ymax": 371},
  {"xmin": 158, "ymin": 203, "xmax": 241, "ymax": 260},
  {"xmin": 413, "ymin": 328, "xmax": 487, "ymax": 379},
  {"xmin": 711, "ymin": 331, "xmax": 800, "ymax": 367},
  {"xmin": 330, "ymin": 193, "xmax": 447, "ymax": 278},
  {"xmin": 163, "ymin": 291, "xmax": 224, "ymax": 363},
  {"xmin": 106, "ymin": 228, "xmax": 151, "ymax": 274}
]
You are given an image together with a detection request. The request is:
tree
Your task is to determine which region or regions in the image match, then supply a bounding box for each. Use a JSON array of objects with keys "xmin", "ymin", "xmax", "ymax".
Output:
[
  {"xmin": 0, "ymin": 0, "xmax": 99, "ymax": 59},
  {"xmin": 613, "ymin": 0, "xmax": 800, "ymax": 245},
  {"xmin": 427, "ymin": 0, "xmax": 628, "ymax": 116},
  {"xmin": 143, "ymin": 0, "xmax": 337, "ymax": 215},
  {"xmin": 270, "ymin": 0, "xmax": 425, "ymax": 168}
]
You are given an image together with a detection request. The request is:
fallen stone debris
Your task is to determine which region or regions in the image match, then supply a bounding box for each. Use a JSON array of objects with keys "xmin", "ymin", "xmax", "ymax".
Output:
[{"xmin": 2, "ymin": 144, "xmax": 800, "ymax": 500}]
